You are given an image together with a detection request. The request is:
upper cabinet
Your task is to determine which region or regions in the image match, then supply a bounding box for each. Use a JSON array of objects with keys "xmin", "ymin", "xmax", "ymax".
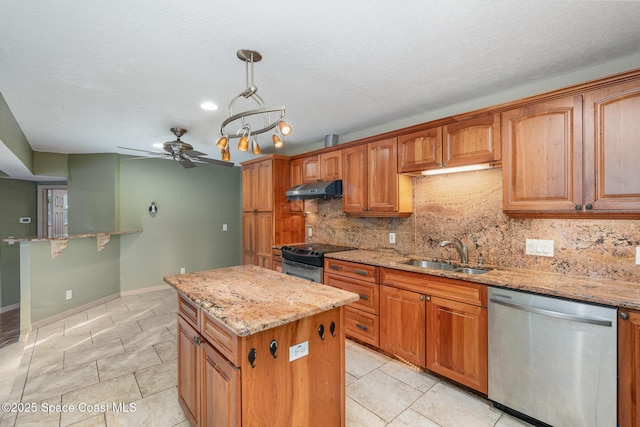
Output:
[
  {"xmin": 398, "ymin": 114, "xmax": 500, "ymax": 174},
  {"xmin": 502, "ymin": 80, "xmax": 640, "ymax": 218},
  {"xmin": 343, "ymin": 137, "xmax": 412, "ymax": 217},
  {"xmin": 302, "ymin": 151, "xmax": 342, "ymax": 183}
]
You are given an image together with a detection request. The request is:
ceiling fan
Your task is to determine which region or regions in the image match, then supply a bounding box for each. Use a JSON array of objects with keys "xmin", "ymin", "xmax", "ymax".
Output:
[{"xmin": 118, "ymin": 127, "xmax": 233, "ymax": 168}]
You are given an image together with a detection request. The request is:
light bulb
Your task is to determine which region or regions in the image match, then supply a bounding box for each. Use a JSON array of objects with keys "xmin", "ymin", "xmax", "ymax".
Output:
[
  {"xmin": 278, "ymin": 120, "xmax": 292, "ymax": 136},
  {"xmin": 238, "ymin": 135, "xmax": 249, "ymax": 152},
  {"xmin": 252, "ymin": 138, "xmax": 261, "ymax": 155},
  {"xmin": 272, "ymin": 134, "xmax": 284, "ymax": 149}
]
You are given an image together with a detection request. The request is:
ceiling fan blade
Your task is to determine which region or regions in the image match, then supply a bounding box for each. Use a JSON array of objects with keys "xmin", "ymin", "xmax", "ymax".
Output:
[
  {"xmin": 117, "ymin": 146, "xmax": 163, "ymax": 156},
  {"xmin": 183, "ymin": 149, "xmax": 206, "ymax": 157},
  {"xmin": 178, "ymin": 157, "xmax": 197, "ymax": 168},
  {"xmin": 193, "ymin": 156, "xmax": 235, "ymax": 167}
]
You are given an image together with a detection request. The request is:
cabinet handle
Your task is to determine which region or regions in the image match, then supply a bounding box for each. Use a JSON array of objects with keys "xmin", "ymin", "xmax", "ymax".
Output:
[
  {"xmin": 330, "ymin": 321, "xmax": 336, "ymax": 337},
  {"xmin": 193, "ymin": 336, "xmax": 202, "ymax": 345},
  {"xmin": 248, "ymin": 348, "xmax": 257, "ymax": 368},
  {"xmin": 575, "ymin": 204, "xmax": 582, "ymax": 210},
  {"xmin": 329, "ymin": 265, "xmax": 341, "ymax": 270},
  {"xmin": 358, "ymin": 294, "xmax": 369, "ymax": 300},
  {"xmin": 426, "ymin": 296, "xmax": 431, "ymax": 301},
  {"xmin": 355, "ymin": 269, "xmax": 369, "ymax": 276},
  {"xmin": 318, "ymin": 324, "xmax": 326, "ymax": 340},
  {"xmin": 586, "ymin": 203, "xmax": 593, "ymax": 210},
  {"xmin": 269, "ymin": 340, "xmax": 278, "ymax": 358},
  {"xmin": 620, "ymin": 312, "xmax": 629, "ymax": 320},
  {"xmin": 274, "ymin": 253, "xmax": 282, "ymax": 259},
  {"xmin": 356, "ymin": 323, "xmax": 369, "ymax": 331},
  {"xmin": 420, "ymin": 295, "xmax": 425, "ymax": 301}
]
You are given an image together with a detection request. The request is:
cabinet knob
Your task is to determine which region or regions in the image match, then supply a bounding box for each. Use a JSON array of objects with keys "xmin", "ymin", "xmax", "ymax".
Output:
[
  {"xmin": 420, "ymin": 295, "xmax": 425, "ymax": 301},
  {"xmin": 269, "ymin": 340, "xmax": 278, "ymax": 358},
  {"xmin": 620, "ymin": 312, "xmax": 629, "ymax": 320},
  {"xmin": 330, "ymin": 321, "xmax": 336, "ymax": 337},
  {"xmin": 575, "ymin": 204, "xmax": 582, "ymax": 210},
  {"xmin": 426, "ymin": 296, "xmax": 431, "ymax": 301},
  {"xmin": 248, "ymin": 348, "xmax": 257, "ymax": 368},
  {"xmin": 193, "ymin": 336, "xmax": 202, "ymax": 345},
  {"xmin": 318, "ymin": 324, "xmax": 325, "ymax": 340},
  {"xmin": 436, "ymin": 163, "xmax": 441, "ymax": 167},
  {"xmin": 586, "ymin": 203, "xmax": 593, "ymax": 210}
]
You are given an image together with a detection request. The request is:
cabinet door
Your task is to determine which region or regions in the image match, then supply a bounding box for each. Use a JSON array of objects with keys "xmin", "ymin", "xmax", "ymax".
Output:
[
  {"xmin": 443, "ymin": 114, "xmax": 500, "ymax": 167},
  {"xmin": 583, "ymin": 81, "xmax": 640, "ymax": 211},
  {"xmin": 368, "ymin": 137, "xmax": 399, "ymax": 212},
  {"xmin": 241, "ymin": 212, "xmax": 256, "ymax": 266},
  {"xmin": 619, "ymin": 309, "xmax": 640, "ymax": 427},
  {"xmin": 202, "ymin": 341, "xmax": 241, "ymax": 427},
  {"xmin": 255, "ymin": 159, "xmax": 273, "ymax": 212},
  {"xmin": 379, "ymin": 285, "xmax": 426, "ymax": 366},
  {"xmin": 256, "ymin": 212, "xmax": 273, "ymax": 269},
  {"xmin": 426, "ymin": 296, "xmax": 487, "ymax": 393},
  {"xmin": 241, "ymin": 163, "xmax": 256, "ymax": 211},
  {"xmin": 289, "ymin": 158, "xmax": 304, "ymax": 213},
  {"xmin": 342, "ymin": 144, "xmax": 368, "ymax": 213},
  {"xmin": 302, "ymin": 155, "xmax": 320, "ymax": 183},
  {"xmin": 177, "ymin": 315, "xmax": 201, "ymax": 425},
  {"xmin": 502, "ymin": 96, "xmax": 583, "ymax": 212},
  {"xmin": 319, "ymin": 151, "xmax": 342, "ymax": 181},
  {"xmin": 398, "ymin": 127, "xmax": 443, "ymax": 172}
]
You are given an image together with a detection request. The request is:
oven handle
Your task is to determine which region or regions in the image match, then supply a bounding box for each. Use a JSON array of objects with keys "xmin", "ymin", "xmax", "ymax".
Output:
[
  {"xmin": 282, "ymin": 259, "xmax": 318, "ymax": 270},
  {"xmin": 490, "ymin": 298, "xmax": 612, "ymax": 327},
  {"xmin": 285, "ymin": 271, "xmax": 319, "ymax": 282}
]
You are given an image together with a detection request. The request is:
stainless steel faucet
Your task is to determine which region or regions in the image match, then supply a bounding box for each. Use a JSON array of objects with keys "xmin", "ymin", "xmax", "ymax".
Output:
[{"xmin": 440, "ymin": 237, "xmax": 468, "ymax": 264}]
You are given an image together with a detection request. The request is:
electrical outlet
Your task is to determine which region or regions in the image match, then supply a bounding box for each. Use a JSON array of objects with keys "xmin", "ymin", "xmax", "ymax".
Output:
[
  {"xmin": 289, "ymin": 341, "xmax": 309, "ymax": 362},
  {"xmin": 66, "ymin": 290, "xmax": 72, "ymax": 300},
  {"xmin": 389, "ymin": 232, "xmax": 396, "ymax": 244},
  {"xmin": 308, "ymin": 227, "xmax": 313, "ymax": 237},
  {"xmin": 222, "ymin": 223, "xmax": 228, "ymax": 231},
  {"xmin": 180, "ymin": 267, "xmax": 186, "ymax": 274},
  {"xmin": 525, "ymin": 239, "xmax": 554, "ymax": 257}
]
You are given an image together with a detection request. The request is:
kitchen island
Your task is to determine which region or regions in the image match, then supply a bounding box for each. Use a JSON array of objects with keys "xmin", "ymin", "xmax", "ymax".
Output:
[{"xmin": 164, "ymin": 265, "xmax": 359, "ymax": 427}]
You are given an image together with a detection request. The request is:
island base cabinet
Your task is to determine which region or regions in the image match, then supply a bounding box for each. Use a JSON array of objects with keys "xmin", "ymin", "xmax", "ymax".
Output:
[
  {"xmin": 426, "ymin": 296, "xmax": 488, "ymax": 394},
  {"xmin": 177, "ymin": 315, "xmax": 201, "ymax": 426},
  {"xmin": 202, "ymin": 341, "xmax": 241, "ymax": 427}
]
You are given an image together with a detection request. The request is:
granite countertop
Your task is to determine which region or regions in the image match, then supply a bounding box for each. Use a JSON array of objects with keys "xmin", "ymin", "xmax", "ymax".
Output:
[
  {"xmin": 163, "ymin": 264, "xmax": 359, "ymax": 337},
  {"xmin": 326, "ymin": 249, "xmax": 640, "ymax": 310}
]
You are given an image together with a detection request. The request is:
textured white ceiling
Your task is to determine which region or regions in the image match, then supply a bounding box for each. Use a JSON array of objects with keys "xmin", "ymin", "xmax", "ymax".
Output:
[{"xmin": 1, "ymin": 0, "xmax": 640, "ymax": 175}]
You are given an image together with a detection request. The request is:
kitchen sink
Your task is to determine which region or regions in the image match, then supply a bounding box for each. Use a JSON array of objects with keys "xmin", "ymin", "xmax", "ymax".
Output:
[
  {"xmin": 403, "ymin": 259, "xmax": 491, "ymax": 275},
  {"xmin": 403, "ymin": 259, "xmax": 457, "ymax": 270}
]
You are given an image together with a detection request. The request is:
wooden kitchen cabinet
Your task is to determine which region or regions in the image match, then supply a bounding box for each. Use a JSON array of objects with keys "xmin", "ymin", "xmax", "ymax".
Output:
[
  {"xmin": 325, "ymin": 259, "xmax": 380, "ymax": 346},
  {"xmin": 241, "ymin": 155, "xmax": 305, "ymax": 270},
  {"xmin": 289, "ymin": 158, "xmax": 304, "ymax": 213},
  {"xmin": 503, "ymin": 80, "xmax": 640, "ymax": 217},
  {"xmin": 302, "ymin": 151, "xmax": 342, "ymax": 183},
  {"xmin": 342, "ymin": 137, "xmax": 412, "ymax": 217},
  {"xmin": 177, "ymin": 291, "xmax": 346, "ymax": 426},
  {"xmin": 398, "ymin": 114, "xmax": 500, "ymax": 173},
  {"xmin": 618, "ymin": 308, "xmax": 640, "ymax": 427},
  {"xmin": 379, "ymin": 285, "xmax": 426, "ymax": 366},
  {"xmin": 380, "ymin": 267, "xmax": 488, "ymax": 394}
]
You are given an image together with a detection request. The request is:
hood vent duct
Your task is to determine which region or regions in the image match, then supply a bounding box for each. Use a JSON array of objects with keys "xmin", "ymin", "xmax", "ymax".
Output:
[{"xmin": 286, "ymin": 180, "xmax": 342, "ymax": 201}]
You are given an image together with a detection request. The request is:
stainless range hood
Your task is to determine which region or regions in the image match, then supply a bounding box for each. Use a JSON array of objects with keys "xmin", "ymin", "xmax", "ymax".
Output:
[{"xmin": 286, "ymin": 180, "xmax": 342, "ymax": 201}]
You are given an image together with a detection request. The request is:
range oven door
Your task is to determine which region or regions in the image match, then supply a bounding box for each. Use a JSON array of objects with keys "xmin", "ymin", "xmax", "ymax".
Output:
[{"xmin": 282, "ymin": 259, "xmax": 323, "ymax": 283}]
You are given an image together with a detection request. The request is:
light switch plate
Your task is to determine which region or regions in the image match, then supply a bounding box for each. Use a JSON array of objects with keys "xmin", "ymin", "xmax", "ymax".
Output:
[
  {"xmin": 308, "ymin": 227, "xmax": 313, "ymax": 237},
  {"xmin": 389, "ymin": 232, "xmax": 396, "ymax": 244},
  {"xmin": 636, "ymin": 247, "xmax": 640, "ymax": 265},
  {"xmin": 289, "ymin": 341, "xmax": 309, "ymax": 362},
  {"xmin": 525, "ymin": 239, "xmax": 554, "ymax": 257}
]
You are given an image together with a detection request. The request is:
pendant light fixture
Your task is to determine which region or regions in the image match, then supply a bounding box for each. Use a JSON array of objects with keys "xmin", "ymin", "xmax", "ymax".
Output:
[{"xmin": 216, "ymin": 49, "xmax": 291, "ymax": 161}]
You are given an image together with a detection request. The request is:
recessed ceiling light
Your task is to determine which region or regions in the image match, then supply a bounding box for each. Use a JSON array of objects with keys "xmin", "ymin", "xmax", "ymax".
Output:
[{"xmin": 200, "ymin": 101, "xmax": 219, "ymax": 111}]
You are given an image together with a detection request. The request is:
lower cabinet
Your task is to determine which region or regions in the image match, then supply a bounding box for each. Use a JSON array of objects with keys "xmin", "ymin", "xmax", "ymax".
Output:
[
  {"xmin": 379, "ymin": 285, "xmax": 426, "ymax": 366},
  {"xmin": 618, "ymin": 308, "xmax": 640, "ymax": 426},
  {"xmin": 177, "ymin": 293, "xmax": 345, "ymax": 426}
]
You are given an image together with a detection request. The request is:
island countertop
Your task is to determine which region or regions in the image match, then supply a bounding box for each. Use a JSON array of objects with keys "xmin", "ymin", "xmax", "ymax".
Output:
[{"xmin": 163, "ymin": 264, "xmax": 359, "ymax": 337}]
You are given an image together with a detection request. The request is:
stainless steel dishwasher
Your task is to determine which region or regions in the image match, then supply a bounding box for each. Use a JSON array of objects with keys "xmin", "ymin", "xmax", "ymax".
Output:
[{"xmin": 488, "ymin": 287, "xmax": 617, "ymax": 427}]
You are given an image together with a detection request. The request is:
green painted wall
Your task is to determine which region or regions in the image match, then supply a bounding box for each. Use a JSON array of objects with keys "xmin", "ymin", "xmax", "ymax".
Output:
[
  {"xmin": 68, "ymin": 153, "xmax": 119, "ymax": 233},
  {"xmin": 24, "ymin": 237, "xmax": 120, "ymax": 323},
  {"xmin": 0, "ymin": 179, "xmax": 37, "ymax": 308},
  {"xmin": 33, "ymin": 152, "xmax": 68, "ymax": 178},
  {"xmin": 118, "ymin": 157, "xmax": 242, "ymax": 291},
  {"xmin": 0, "ymin": 92, "xmax": 33, "ymax": 172}
]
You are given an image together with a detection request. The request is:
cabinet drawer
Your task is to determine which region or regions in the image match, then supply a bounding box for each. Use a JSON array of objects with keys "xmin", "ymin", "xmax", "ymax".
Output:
[
  {"xmin": 178, "ymin": 293, "xmax": 200, "ymax": 330},
  {"xmin": 325, "ymin": 259, "xmax": 378, "ymax": 283},
  {"xmin": 201, "ymin": 311, "xmax": 240, "ymax": 367},
  {"xmin": 325, "ymin": 274, "xmax": 379, "ymax": 314},
  {"xmin": 344, "ymin": 307, "xmax": 379, "ymax": 346}
]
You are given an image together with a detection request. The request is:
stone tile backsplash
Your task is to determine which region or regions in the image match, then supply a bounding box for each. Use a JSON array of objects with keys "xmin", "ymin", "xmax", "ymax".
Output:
[{"xmin": 305, "ymin": 168, "xmax": 640, "ymax": 283}]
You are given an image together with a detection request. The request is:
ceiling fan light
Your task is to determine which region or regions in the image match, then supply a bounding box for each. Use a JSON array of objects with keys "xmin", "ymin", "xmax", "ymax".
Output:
[
  {"xmin": 252, "ymin": 138, "xmax": 261, "ymax": 155},
  {"xmin": 216, "ymin": 136, "xmax": 228, "ymax": 150},
  {"xmin": 272, "ymin": 134, "xmax": 284, "ymax": 149},
  {"xmin": 238, "ymin": 135, "xmax": 249, "ymax": 152},
  {"xmin": 278, "ymin": 120, "xmax": 292, "ymax": 136}
]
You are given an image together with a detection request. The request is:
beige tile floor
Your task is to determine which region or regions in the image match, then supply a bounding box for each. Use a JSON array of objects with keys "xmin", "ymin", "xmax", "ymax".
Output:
[{"xmin": 0, "ymin": 288, "xmax": 531, "ymax": 427}]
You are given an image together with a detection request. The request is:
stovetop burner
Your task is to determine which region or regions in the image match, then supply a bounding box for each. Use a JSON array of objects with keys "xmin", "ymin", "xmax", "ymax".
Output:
[{"xmin": 281, "ymin": 243, "xmax": 355, "ymax": 267}]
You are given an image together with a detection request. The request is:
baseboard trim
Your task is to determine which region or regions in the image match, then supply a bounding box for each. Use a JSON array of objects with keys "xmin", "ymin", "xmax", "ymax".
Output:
[
  {"xmin": 120, "ymin": 284, "xmax": 172, "ymax": 296},
  {"xmin": 31, "ymin": 293, "xmax": 120, "ymax": 330},
  {"xmin": 0, "ymin": 303, "xmax": 20, "ymax": 314}
]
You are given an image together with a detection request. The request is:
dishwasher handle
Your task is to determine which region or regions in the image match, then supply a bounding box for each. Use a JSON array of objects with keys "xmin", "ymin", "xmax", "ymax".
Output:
[{"xmin": 490, "ymin": 298, "xmax": 613, "ymax": 327}]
